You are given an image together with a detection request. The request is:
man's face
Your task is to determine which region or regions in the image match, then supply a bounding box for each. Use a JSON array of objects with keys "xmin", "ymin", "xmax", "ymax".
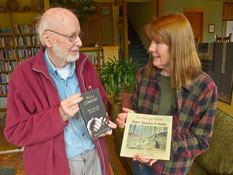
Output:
[
  {"xmin": 52, "ymin": 39, "xmax": 80, "ymax": 63},
  {"xmin": 49, "ymin": 15, "xmax": 83, "ymax": 63}
]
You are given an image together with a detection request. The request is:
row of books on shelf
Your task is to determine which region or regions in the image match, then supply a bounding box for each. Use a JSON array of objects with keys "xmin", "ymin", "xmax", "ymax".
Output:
[
  {"xmin": 0, "ymin": 84, "xmax": 8, "ymax": 95},
  {"xmin": 0, "ymin": 48, "xmax": 16, "ymax": 59},
  {"xmin": 17, "ymin": 47, "xmax": 40, "ymax": 58},
  {"xmin": 0, "ymin": 97, "xmax": 7, "ymax": 108},
  {"xmin": 0, "ymin": 61, "xmax": 17, "ymax": 71},
  {"xmin": 0, "ymin": 30, "xmax": 12, "ymax": 34},
  {"xmin": 13, "ymin": 24, "xmax": 36, "ymax": 34},
  {"xmin": 0, "ymin": 47, "xmax": 40, "ymax": 59},
  {"xmin": 15, "ymin": 35, "xmax": 40, "ymax": 47},
  {"xmin": 0, "ymin": 37, "xmax": 14, "ymax": 47},
  {"xmin": 0, "ymin": 35, "xmax": 40, "ymax": 48},
  {"xmin": 0, "ymin": 72, "xmax": 12, "ymax": 83}
]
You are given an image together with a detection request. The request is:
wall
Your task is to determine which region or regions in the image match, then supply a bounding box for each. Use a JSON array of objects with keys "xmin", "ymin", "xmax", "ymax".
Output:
[
  {"xmin": 163, "ymin": 0, "xmax": 222, "ymax": 43},
  {"xmin": 112, "ymin": 4, "xmax": 119, "ymax": 45},
  {"xmin": 0, "ymin": 0, "xmax": 37, "ymax": 28},
  {"xmin": 127, "ymin": 0, "xmax": 223, "ymax": 45},
  {"xmin": 0, "ymin": 0, "xmax": 49, "ymax": 29},
  {"xmin": 127, "ymin": 1, "xmax": 156, "ymax": 49},
  {"xmin": 0, "ymin": 0, "xmax": 48, "ymax": 11},
  {"xmin": 96, "ymin": 0, "xmax": 119, "ymax": 45}
]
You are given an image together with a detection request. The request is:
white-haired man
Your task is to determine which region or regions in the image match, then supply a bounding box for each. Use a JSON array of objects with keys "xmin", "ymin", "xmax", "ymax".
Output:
[{"xmin": 4, "ymin": 7, "xmax": 116, "ymax": 175}]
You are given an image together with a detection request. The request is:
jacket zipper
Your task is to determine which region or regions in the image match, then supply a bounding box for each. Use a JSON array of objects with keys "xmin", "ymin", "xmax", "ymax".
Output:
[
  {"xmin": 32, "ymin": 68, "xmax": 56, "ymax": 87},
  {"xmin": 32, "ymin": 67, "xmax": 70, "ymax": 174},
  {"xmin": 80, "ymin": 56, "xmax": 88, "ymax": 92}
]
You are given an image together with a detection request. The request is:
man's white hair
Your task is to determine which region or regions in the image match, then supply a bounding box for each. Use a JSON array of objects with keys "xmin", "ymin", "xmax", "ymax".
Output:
[{"xmin": 36, "ymin": 15, "xmax": 49, "ymax": 46}]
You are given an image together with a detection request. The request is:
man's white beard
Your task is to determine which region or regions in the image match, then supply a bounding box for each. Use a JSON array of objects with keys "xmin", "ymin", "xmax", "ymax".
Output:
[{"xmin": 52, "ymin": 43, "xmax": 80, "ymax": 63}]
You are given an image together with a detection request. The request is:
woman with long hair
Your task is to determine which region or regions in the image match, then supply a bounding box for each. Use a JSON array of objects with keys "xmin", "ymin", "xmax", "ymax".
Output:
[{"xmin": 117, "ymin": 13, "xmax": 217, "ymax": 175}]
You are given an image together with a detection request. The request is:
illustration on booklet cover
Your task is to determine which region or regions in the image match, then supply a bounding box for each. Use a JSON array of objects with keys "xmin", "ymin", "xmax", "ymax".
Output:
[{"xmin": 120, "ymin": 113, "xmax": 172, "ymax": 160}]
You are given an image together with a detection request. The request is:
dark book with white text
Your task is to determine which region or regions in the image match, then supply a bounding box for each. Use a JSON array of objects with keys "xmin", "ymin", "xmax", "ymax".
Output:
[{"xmin": 79, "ymin": 88, "xmax": 109, "ymax": 141}]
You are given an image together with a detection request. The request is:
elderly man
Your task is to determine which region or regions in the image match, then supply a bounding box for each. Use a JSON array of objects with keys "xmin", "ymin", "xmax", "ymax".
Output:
[{"xmin": 4, "ymin": 7, "xmax": 116, "ymax": 175}]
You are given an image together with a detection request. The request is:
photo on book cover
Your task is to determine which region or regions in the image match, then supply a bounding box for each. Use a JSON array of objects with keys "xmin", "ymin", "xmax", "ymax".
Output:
[
  {"xmin": 79, "ymin": 88, "xmax": 109, "ymax": 141},
  {"xmin": 120, "ymin": 113, "xmax": 172, "ymax": 160}
]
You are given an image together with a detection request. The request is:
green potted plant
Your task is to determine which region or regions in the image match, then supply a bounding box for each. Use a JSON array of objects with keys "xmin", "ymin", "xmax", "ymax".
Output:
[{"xmin": 100, "ymin": 56, "xmax": 138, "ymax": 102}]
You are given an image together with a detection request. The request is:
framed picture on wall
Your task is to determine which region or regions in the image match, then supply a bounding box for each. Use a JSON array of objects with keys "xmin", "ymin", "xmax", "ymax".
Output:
[{"xmin": 208, "ymin": 24, "xmax": 215, "ymax": 33}]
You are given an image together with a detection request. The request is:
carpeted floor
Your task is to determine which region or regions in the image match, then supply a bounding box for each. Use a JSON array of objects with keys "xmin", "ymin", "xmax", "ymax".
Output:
[
  {"xmin": 0, "ymin": 152, "xmax": 24, "ymax": 175},
  {"xmin": 0, "ymin": 113, "xmax": 6, "ymax": 128},
  {"xmin": 0, "ymin": 113, "xmax": 24, "ymax": 175},
  {"xmin": 0, "ymin": 113, "xmax": 19, "ymax": 152}
]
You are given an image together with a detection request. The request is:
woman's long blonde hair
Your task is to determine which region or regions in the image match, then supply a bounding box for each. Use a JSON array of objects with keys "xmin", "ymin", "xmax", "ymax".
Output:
[{"xmin": 144, "ymin": 13, "xmax": 201, "ymax": 88}]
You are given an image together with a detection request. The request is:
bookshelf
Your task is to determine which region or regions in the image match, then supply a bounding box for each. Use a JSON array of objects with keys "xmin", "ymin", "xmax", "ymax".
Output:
[
  {"xmin": 0, "ymin": 11, "xmax": 42, "ymax": 112},
  {"xmin": 80, "ymin": 46, "xmax": 119, "ymax": 79},
  {"xmin": 80, "ymin": 46, "xmax": 119, "ymax": 69}
]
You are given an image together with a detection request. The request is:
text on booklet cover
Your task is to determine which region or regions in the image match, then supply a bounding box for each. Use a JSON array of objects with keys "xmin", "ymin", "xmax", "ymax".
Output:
[{"xmin": 79, "ymin": 88, "xmax": 109, "ymax": 141}]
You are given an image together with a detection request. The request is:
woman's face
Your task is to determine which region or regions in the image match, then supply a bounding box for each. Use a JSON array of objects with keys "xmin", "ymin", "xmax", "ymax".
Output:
[{"xmin": 148, "ymin": 40, "xmax": 171, "ymax": 76}]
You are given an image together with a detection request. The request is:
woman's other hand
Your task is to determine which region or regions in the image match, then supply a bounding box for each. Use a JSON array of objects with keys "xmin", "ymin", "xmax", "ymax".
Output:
[{"xmin": 116, "ymin": 107, "xmax": 135, "ymax": 128}]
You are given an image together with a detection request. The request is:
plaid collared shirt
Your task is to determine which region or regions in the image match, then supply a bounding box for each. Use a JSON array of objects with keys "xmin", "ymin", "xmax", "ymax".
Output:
[{"xmin": 131, "ymin": 67, "xmax": 217, "ymax": 175}]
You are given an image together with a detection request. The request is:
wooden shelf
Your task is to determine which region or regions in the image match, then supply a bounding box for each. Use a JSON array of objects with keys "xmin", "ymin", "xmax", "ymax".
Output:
[
  {"xmin": 80, "ymin": 47, "xmax": 101, "ymax": 51},
  {"xmin": 0, "ymin": 33, "xmax": 13, "ymax": 36},
  {"xmin": 16, "ymin": 45, "xmax": 40, "ymax": 48},
  {"xmin": 0, "ymin": 58, "xmax": 17, "ymax": 61},
  {"xmin": 0, "ymin": 70, "xmax": 14, "ymax": 73},
  {"xmin": 18, "ymin": 57, "xmax": 28, "ymax": 60},
  {"xmin": 0, "ymin": 108, "xmax": 6, "ymax": 112},
  {"xmin": 0, "ymin": 82, "xmax": 8, "ymax": 85},
  {"xmin": 14, "ymin": 33, "xmax": 37, "ymax": 36},
  {"xmin": 0, "ymin": 46, "xmax": 14, "ymax": 49},
  {"xmin": 0, "ymin": 10, "xmax": 42, "ymax": 14}
]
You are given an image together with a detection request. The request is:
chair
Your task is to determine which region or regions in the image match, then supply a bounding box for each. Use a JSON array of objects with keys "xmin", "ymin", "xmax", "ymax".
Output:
[
  {"xmin": 215, "ymin": 34, "xmax": 223, "ymax": 42},
  {"xmin": 215, "ymin": 33, "xmax": 232, "ymax": 42},
  {"xmin": 223, "ymin": 33, "xmax": 232, "ymax": 42}
]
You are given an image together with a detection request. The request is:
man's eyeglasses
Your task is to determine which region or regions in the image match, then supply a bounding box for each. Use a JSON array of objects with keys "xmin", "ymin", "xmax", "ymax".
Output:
[{"xmin": 45, "ymin": 29, "xmax": 83, "ymax": 42}]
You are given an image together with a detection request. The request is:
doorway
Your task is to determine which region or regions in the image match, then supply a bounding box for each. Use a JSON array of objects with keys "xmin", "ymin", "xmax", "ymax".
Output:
[{"xmin": 184, "ymin": 8, "xmax": 205, "ymax": 43}]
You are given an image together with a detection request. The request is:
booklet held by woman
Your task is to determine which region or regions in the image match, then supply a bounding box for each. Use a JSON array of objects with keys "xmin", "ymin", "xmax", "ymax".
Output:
[
  {"xmin": 79, "ymin": 88, "xmax": 109, "ymax": 141},
  {"xmin": 120, "ymin": 113, "xmax": 172, "ymax": 160}
]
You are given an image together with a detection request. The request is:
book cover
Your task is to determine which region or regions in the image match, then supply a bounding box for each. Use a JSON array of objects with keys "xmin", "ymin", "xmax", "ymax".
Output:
[
  {"xmin": 79, "ymin": 88, "xmax": 109, "ymax": 141},
  {"xmin": 120, "ymin": 113, "xmax": 173, "ymax": 160}
]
